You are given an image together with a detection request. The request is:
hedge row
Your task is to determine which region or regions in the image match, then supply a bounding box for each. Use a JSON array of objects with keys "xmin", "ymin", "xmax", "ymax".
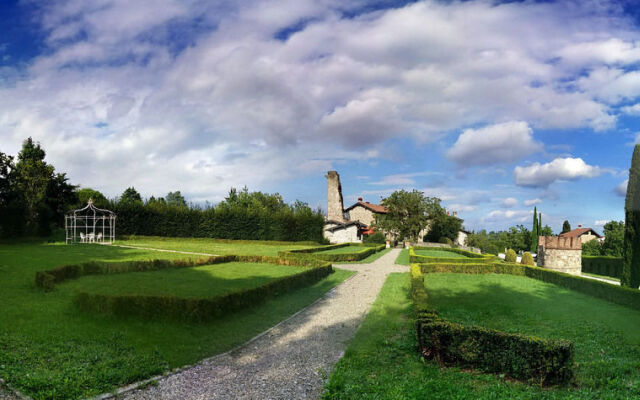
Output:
[
  {"xmin": 112, "ymin": 202, "xmax": 325, "ymax": 242},
  {"xmin": 73, "ymin": 262, "xmax": 332, "ymax": 322},
  {"xmin": 419, "ymin": 262, "xmax": 640, "ymax": 312},
  {"xmin": 411, "ymin": 264, "xmax": 575, "ymax": 385},
  {"xmin": 279, "ymin": 243, "xmax": 385, "ymax": 262},
  {"xmin": 409, "ymin": 246, "xmax": 494, "ymax": 264},
  {"xmin": 582, "ymin": 256, "xmax": 622, "ymax": 279}
]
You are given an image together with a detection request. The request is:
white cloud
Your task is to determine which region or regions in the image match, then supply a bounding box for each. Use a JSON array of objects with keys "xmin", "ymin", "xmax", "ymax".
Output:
[
  {"xmin": 594, "ymin": 220, "xmax": 610, "ymax": 226},
  {"xmin": 514, "ymin": 157, "xmax": 604, "ymax": 187},
  {"xmin": 524, "ymin": 198, "xmax": 542, "ymax": 206},
  {"xmin": 447, "ymin": 121, "xmax": 543, "ymax": 167},
  {"xmin": 621, "ymin": 103, "xmax": 640, "ymax": 116},
  {"xmin": 615, "ymin": 179, "xmax": 628, "ymax": 196},
  {"xmin": 0, "ymin": 0, "xmax": 638, "ymax": 199},
  {"xmin": 502, "ymin": 197, "xmax": 518, "ymax": 208},
  {"xmin": 484, "ymin": 209, "xmax": 531, "ymax": 223}
]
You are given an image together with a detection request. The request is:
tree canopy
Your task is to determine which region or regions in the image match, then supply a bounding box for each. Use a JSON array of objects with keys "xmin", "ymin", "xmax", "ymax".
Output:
[{"xmin": 373, "ymin": 189, "xmax": 440, "ymax": 241}]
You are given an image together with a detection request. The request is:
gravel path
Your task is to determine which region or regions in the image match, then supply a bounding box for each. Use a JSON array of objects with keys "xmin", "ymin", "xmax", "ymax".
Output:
[{"xmin": 119, "ymin": 248, "xmax": 406, "ymax": 400}]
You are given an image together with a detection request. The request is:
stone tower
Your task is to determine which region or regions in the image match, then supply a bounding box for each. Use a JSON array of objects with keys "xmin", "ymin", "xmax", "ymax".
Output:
[{"xmin": 326, "ymin": 171, "xmax": 345, "ymax": 222}]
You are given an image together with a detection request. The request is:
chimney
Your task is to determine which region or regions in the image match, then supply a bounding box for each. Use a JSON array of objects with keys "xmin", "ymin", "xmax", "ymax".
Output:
[
  {"xmin": 578, "ymin": 224, "xmax": 582, "ymax": 228},
  {"xmin": 358, "ymin": 197, "xmax": 363, "ymax": 202},
  {"xmin": 325, "ymin": 171, "xmax": 346, "ymax": 222}
]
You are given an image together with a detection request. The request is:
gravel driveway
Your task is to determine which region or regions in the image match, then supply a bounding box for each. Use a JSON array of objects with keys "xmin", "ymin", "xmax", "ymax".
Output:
[{"xmin": 118, "ymin": 248, "xmax": 406, "ymax": 400}]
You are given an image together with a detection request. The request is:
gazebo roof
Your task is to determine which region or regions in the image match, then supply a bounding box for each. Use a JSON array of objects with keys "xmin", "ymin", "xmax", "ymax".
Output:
[{"xmin": 67, "ymin": 198, "xmax": 116, "ymax": 217}]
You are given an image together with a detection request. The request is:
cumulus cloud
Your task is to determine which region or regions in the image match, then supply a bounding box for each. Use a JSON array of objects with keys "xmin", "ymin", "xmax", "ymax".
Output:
[
  {"xmin": 594, "ymin": 219, "xmax": 610, "ymax": 226},
  {"xmin": 621, "ymin": 103, "xmax": 640, "ymax": 115},
  {"xmin": 0, "ymin": 0, "xmax": 637, "ymax": 199},
  {"xmin": 484, "ymin": 209, "xmax": 531, "ymax": 223},
  {"xmin": 447, "ymin": 121, "xmax": 543, "ymax": 167},
  {"xmin": 502, "ymin": 197, "xmax": 518, "ymax": 208},
  {"xmin": 524, "ymin": 198, "xmax": 542, "ymax": 206},
  {"xmin": 615, "ymin": 179, "xmax": 628, "ymax": 196},
  {"xmin": 514, "ymin": 157, "xmax": 604, "ymax": 187}
]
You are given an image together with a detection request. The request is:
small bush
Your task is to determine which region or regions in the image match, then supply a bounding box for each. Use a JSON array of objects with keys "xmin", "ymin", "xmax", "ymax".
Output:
[
  {"xmin": 363, "ymin": 231, "xmax": 386, "ymax": 244},
  {"xmin": 438, "ymin": 237, "xmax": 453, "ymax": 245},
  {"xmin": 505, "ymin": 249, "xmax": 517, "ymax": 263},
  {"xmin": 521, "ymin": 252, "xmax": 535, "ymax": 266}
]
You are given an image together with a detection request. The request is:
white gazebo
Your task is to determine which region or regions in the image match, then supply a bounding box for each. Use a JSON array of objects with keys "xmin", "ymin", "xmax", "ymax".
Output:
[{"xmin": 65, "ymin": 199, "xmax": 116, "ymax": 244}]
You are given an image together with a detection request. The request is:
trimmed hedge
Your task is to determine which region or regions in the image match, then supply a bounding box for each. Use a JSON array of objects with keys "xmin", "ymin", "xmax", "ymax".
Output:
[
  {"xmin": 582, "ymin": 256, "xmax": 622, "ymax": 279},
  {"xmin": 279, "ymin": 243, "xmax": 385, "ymax": 262},
  {"xmin": 409, "ymin": 246, "xmax": 494, "ymax": 264},
  {"xmin": 73, "ymin": 262, "xmax": 332, "ymax": 322},
  {"xmin": 410, "ymin": 263, "xmax": 575, "ymax": 386}
]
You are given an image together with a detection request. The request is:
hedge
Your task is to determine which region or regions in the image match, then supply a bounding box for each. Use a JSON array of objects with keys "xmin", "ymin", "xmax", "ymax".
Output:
[
  {"xmin": 409, "ymin": 246, "xmax": 495, "ymax": 264},
  {"xmin": 410, "ymin": 263, "xmax": 575, "ymax": 385},
  {"xmin": 279, "ymin": 243, "xmax": 385, "ymax": 262},
  {"xmin": 582, "ymin": 256, "xmax": 622, "ymax": 279},
  {"xmin": 73, "ymin": 262, "xmax": 332, "ymax": 322}
]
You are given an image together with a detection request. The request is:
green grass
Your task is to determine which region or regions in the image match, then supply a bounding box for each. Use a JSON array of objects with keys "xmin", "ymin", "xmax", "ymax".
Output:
[
  {"xmin": 61, "ymin": 262, "xmax": 303, "ymax": 298},
  {"xmin": 340, "ymin": 247, "xmax": 391, "ymax": 264},
  {"xmin": 0, "ymin": 240, "xmax": 353, "ymax": 399},
  {"xmin": 316, "ymin": 245, "xmax": 369, "ymax": 254},
  {"xmin": 413, "ymin": 249, "xmax": 468, "ymax": 258},
  {"xmin": 582, "ymin": 272, "xmax": 621, "ymax": 282},
  {"xmin": 395, "ymin": 248, "xmax": 409, "ymax": 265},
  {"xmin": 118, "ymin": 235, "xmax": 319, "ymax": 256},
  {"xmin": 323, "ymin": 273, "xmax": 640, "ymax": 399}
]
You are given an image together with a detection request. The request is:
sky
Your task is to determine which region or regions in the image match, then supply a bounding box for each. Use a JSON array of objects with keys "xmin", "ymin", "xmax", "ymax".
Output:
[{"xmin": 1, "ymin": 0, "xmax": 640, "ymax": 233}]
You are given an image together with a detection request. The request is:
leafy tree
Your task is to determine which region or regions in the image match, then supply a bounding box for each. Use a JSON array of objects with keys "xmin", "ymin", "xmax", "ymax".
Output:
[
  {"xmin": 521, "ymin": 252, "xmax": 535, "ymax": 265},
  {"xmin": 0, "ymin": 152, "xmax": 15, "ymax": 207},
  {"xmin": 363, "ymin": 231, "xmax": 386, "ymax": 244},
  {"xmin": 425, "ymin": 211, "xmax": 463, "ymax": 243},
  {"xmin": 530, "ymin": 206, "xmax": 538, "ymax": 253},
  {"xmin": 14, "ymin": 138, "xmax": 54, "ymax": 234},
  {"xmin": 581, "ymin": 239, "xmax": 602, "ymax": 256},
  {"xmin": 540, "ymin": 225, "xmax": 553, "ymax": 236},
  {"xmin": 77, "ymin": 188, "xmax": 110, "ymax": 209},
  {"xmin": 120, "ymin": 187, "xmax": 142, "ymax": 204},
  {"xmin": 45, "ymin": 172, "xmax": 77, "ymax": 227},
  {"xmin": 601, "ymin": 221, "xmax": 624, "ymax": 257},
  {"xmin": 562, "ymin": 220, "xmax": 571, "ymax": 233},
  {"xmin": 166, "ymin": 191, "xmax": 187, "ymax": 208},
  {"xmin": 373, "ymin": 189, "xmax": 439, "ymax": 241},
  {"xmin": 624, "ymin": 144, "xmax": 640, "ymax": 288}
]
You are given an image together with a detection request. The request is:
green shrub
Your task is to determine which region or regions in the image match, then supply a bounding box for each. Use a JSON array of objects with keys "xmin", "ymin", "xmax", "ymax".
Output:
[
  {"xmin": 279, "ymin": 243, "xmax": 385, "ymax": 262},
  {"xmin": 363, "ymin": 231, "xmax": 386, "ymax": 244},
  {"xmin": 582, "ymin": 256, "xmax": 622, "ymax": 279},
  {"xmin": 409, "ymin": 246, "xmax": 494, "ymax": 264},
  {"xmin": 438, "ymin": 237, "xmax": 453, "ymax": 245},
  {"xmin": 410, "ymin": 262, "xmax": 574, "ymax": 385},
  {"xmin": 521, "ymin": 252, "xmax": 535, "ymax": 266},
  {"xmin": 505, "ymin": 249, "xmax": 517, "ymax": 263}
]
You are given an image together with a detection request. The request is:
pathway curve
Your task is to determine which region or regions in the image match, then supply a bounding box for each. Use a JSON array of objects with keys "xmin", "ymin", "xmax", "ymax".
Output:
[{"xmin": 118, "ymin": 248, "xmax": 406, "ymax": 400}]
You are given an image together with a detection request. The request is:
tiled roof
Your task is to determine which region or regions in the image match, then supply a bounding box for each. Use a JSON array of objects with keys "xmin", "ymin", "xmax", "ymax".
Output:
[
  {"xmin": 558, "ymin": 227, "xmax": 602, "ymax": 238},
  {"xmin": 344, "ymin": 201, "xmax": 388, "ymax": 214}
]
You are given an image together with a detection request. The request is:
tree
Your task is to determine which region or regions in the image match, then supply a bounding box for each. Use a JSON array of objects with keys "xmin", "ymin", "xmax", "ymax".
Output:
[
  {"xmin": 0, "ymin": 152, "xmax": 14, "ymax": 207},
  {"xmin": 120, "ymin": 187, "xmax": 142, "ymax": 204},
  {"xmin": 601, "ymin": 221, "xmax": 624, "ymax": 257},
  {"xmin": 166, "ymin": 191, "xmax": 187, "ymax": 208},
  {"xmin": 582, "ymin": 239, "xmax": 602, "ymax": 256},
  {"xmin": 14, "ymin": 138, "xmax": 54, "ymax": 234},
  {"xmin": 373, "ymin": 189, "xmax": 438, "ymax": 241},
  {"xmin": 76, "ymin": 188, "xmax": 110, "ymax": 209},
  {"xmin": 505, "ymin": 249, "xmax": 517, "ymax": 263},
  {"xmin": 521, "ymin": 252, "xmax": 535, "ymax": 265},
  {"xmin": 540, "ymin": 225, "xmax": 553, "ymax": 236},
  {"xmin": 45, "ymin": 172, "xmax": 77, "ymax": 228},
  {"xmin": 623, "ymin": 145, "xmax": 640, "ymax": 288},
  {"xmin": 530, "ymin": 206, "xmax": 538, "ymax": 253},
  {"xmin": 562, "ymin": 220, "xmax": 571, "ymax": 233},
  {"xmin": 425, "ymin": 212, "xmax": 463, "ymax": 243}
]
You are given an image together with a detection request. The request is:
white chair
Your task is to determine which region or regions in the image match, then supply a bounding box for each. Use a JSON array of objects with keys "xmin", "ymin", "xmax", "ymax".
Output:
[
  {"xmin": 96, "ymin": 233, "xmax": 103, "ymax": 242},
  {"xmin": 88, "ymin": 233, "xmax": 95, "ymax": 243},
  {"xmin": 80, "ymin": 232, "xmax": 86, "ymax": 243}
]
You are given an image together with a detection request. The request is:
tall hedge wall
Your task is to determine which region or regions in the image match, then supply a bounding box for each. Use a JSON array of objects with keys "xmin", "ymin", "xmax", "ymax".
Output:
[
  {"xmin": 582, "ymin": 256, "xmax": 622, "ymax": 279},
  {"xmin": 111, "ymin": 202, "xmax": 325, "ymax": 242}
]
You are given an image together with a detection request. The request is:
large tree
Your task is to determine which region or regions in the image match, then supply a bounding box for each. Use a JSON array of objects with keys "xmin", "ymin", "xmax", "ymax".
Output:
[
  {"xmin": 623, "ymin": 145, "xmax": 640, "ymax": 288},
  {"xmin": 425, "ymin": 211, "xmax": 463, "ymax": 243},
  {"xmin": 530, "ymin": 206, "xmax": 539, "ymax": 252},
  {"xmin": 562, "ymin": 220, "xmax": 571, "ymax": 233},
  {"xmin": 120, "ymin": 187, "xmax": 143, "ymax": 204},
  {"xmin": 373, "ymin": 189, "xmax": 440, "ymax": 241},
  {"xmin": 166, "ymin": 191, "xmax": 187, "ymax": 208},
  {"xmin": 601, "ymin": 221, "xmax": 624, "ymax": 257}
]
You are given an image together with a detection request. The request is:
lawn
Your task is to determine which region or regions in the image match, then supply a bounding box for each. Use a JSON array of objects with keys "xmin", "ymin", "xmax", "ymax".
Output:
[
  {"xmin": 316, "ymin": 245, "xmax": 370, "ymax": 254},
  {"xmin": 118, "ymin": 235, "xmax": 318, "ymax": 256},
  {"xmin": 395, "ymin": 248, "xmax": 409, "ymax": 265},
  {"xmin": 0, "ymin": 241, "xmax": 353, "ymax": 400},
  {"xmin": 323, "ymin": 273, "xmax": 640, "ymax": 399},
  {"xmin": 413, "ymin": 248, "xmax": 468, "ymax": 258},
  {"xmin": 61, "ymin": 262, "xmax": 303, "ymax": 298}
]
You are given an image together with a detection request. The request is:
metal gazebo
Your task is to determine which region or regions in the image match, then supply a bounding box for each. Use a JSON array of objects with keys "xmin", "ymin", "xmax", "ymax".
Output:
[{"xmin": 65, "ymin": 199, "xmax": 116, "ymax": 244}]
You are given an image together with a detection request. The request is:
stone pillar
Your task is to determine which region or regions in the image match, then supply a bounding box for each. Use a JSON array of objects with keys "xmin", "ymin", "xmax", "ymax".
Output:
[
  {"xmin": 537, "ymin": 236, "xmax": 582, "ymax": 275},
  {"xmin": 326, "ymin": 171, "xmax": 345, "ymax": 222}
]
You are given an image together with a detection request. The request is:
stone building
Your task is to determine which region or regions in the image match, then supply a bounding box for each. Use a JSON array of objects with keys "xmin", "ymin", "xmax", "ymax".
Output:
[
  {"xmin": 559, "ymin": 226, "xmax": 603, "ymax": 244},
  {"xmin": 537, "ymin": 236, "xmax": 582, "ymax": 275},
  {"xmin": 344, "ymin": 197, "xmax": 388, "ymax": 227}
]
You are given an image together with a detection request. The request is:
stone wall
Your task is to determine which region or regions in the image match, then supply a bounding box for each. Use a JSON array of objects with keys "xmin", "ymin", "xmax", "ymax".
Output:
[
  {"xmin": 537, "ymin": 236, "xmax": 582, "ymax": 275},
  {"xmin": 326, "ymin": 171, "xmax": 345, "ymax": 223},
  {"xmin": 348, "ymin": 205, "xmax": 375, "ymax": 226},
  {"xmin": 324, "ymin": 224, "xmax": 361, "ymax": 244}
]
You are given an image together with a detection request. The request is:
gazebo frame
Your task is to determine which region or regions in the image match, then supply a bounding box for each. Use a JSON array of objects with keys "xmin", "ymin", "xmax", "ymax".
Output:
[{"xmin": 65, "ymin": 199, "xmax": 116, "ymax": 244}]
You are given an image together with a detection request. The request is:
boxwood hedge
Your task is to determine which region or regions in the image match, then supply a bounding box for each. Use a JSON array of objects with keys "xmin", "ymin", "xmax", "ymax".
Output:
[
  {"xmin": 279, "ymin": 243, "xmax": 385, "ymax": 262},
  {"xmin": 409, "ymin": 246, "xmax": 495, "ymax": 264},
  {"xmin": 582, "ymin": 256, "xmax": 622, "ymax": 280}
]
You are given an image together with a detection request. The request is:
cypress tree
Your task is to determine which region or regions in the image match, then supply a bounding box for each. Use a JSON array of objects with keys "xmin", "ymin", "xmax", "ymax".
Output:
[
  {"xmin": 623, "ymin": 145, "xmax": 640, "ymax": 288},
  {"xmin": 538, "ymin": 212, "xmax": 542, "ymax": 236},
  {"xmin": 531, "ymin": 206, "xmax": 538, "ymax": 253}
]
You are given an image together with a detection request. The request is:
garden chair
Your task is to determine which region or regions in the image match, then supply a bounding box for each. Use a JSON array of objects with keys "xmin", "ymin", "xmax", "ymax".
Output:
[
  {"xmin": 96, "ymin": 233, "xmax": 103, "ymax": 242},
  {"xmin": 88, "ymin": 233, "xmax": 95, "ymax": 243},
  {"xmin": 80, "ymin": 232, "xmax": 86, "ymax": 243}
]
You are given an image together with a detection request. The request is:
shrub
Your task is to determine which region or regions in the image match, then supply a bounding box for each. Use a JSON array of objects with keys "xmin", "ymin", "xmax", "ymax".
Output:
[
  {"xmin": 363, "ymin": 231, "xmax": 386, "ymax": 244},
  {"xmin": 505, "ymin": 249, "xmax": 517, "ymax": 263},
  {"xmin": 409, "ymin": 246, "xmax": 494, "ymax": 264},
  {"xmin": 438, "ymin": 237, "xmax": 453, "ymax": 245},
  {"xmin": 279, "ymin": 243, "xmax": 385, "ymax": 262},
  {"xmin": 521, "ymin": 252, "xmax": 535, "ymax": 266},
  {"xmin": 582, "ymin": 256, "xmax": 622, "ymax": 279}
]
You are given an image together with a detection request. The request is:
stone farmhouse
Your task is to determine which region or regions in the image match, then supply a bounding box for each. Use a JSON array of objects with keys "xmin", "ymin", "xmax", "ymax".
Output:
[
  {"xmin": 323, "ymin": 170, "xmax": 468, "ymax": 245},
  {"xmin": 559, "ymin": 226, "xmax": 603, "ymax": 244}
]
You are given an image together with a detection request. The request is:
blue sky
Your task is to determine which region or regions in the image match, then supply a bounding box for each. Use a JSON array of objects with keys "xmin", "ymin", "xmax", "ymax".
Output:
[{"xmin": 1, "ymin": 0, "xmax": 639, "ymax": 233}]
